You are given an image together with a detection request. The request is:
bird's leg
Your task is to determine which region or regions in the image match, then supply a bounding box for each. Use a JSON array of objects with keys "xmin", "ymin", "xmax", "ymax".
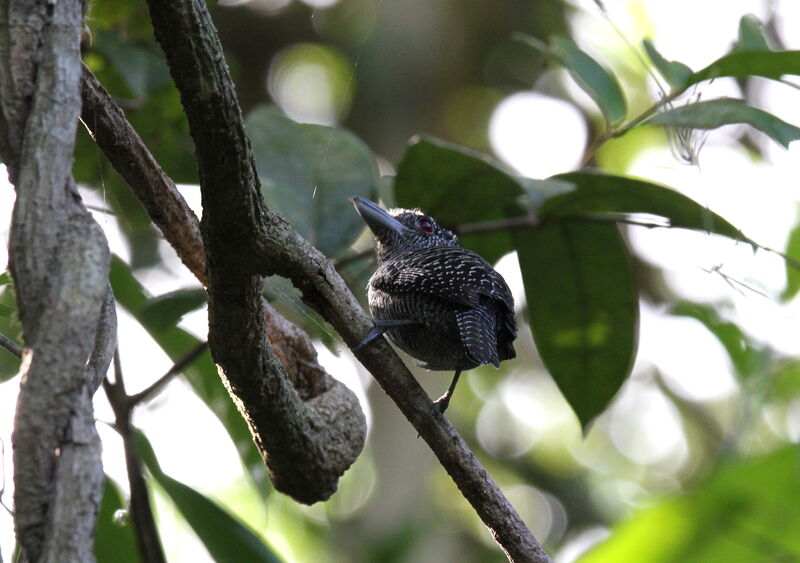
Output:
[
  {"xmin": 435, "ymin": 369, "xmax": 462, "ymax": 413},
  {"xmin": 353, "ymin": 319, "xmax": 419, "ymax": 351}
]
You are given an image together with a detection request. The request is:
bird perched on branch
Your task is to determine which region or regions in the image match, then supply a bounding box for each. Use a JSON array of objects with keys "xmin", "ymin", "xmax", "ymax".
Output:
[{"xmin": 351, "ymin": 196, "xmax": 517, "ymax": 412}]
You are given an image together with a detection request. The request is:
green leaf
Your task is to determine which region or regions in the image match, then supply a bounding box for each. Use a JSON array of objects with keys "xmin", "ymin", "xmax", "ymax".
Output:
[
  {"xmin": 686, "ymin": 51, "xmax": 800, "ymax": 87},
  {"xmin": 247, "ymin": 105, "xmax": 379, "ymax": 257},
  {"xmin": 0, "ymin": 271, "xmax": 14, "ymax": 320},
  {"xmin": 737, "ymin": 15, "xmax": 772, "ymax": 52},
  {"xmin": 553, "ymin": 35, "xmax": 628, "ymax": 124},
  {"xmin": 581, "ymin": 447, "xmax": 800, "ymax": 562},
  {"xmin": 516, "ymin": 34, "xmax": 627, "ymax": 124},
  {"xmin": 109, "ymin": 256, "xmax": 270, "ymax": 498},
  {"xmin": 134, "ymin": 431, "xmax": 282, "ymax": 563},
  {"xmin": 515, "ymin": 222, "xmax": 638, "ymax": 428},
  {"xmin": 769, "ymin": 359, "xmax": 800, "ymax": 401},
  {"xmin": 782, "ymin": 224, "xmax": 800, "ymax": 301},
  {"xmin": 0, "ymin": 281, "xmax": 22, "ymax": 382},
  {"xmin": 95, "ymin": 476, "xmax": 139, "ymax": 563},
  {"xmin": 670, "ymin": 302, "xmax": 766, "ymax": 379},
  {"xmin": 541, "ymin": 170, "xmax": 751, "ymax": 244},
  {"xmin": 642, "ymin": 39, "xmax": 693, "ymax": 91},
  {"xmin": 647, "ymin": 98, "xmax": 800, "ymax": 149},
  {"xmin": 394, "ymin": 136, "xmax": 526, "ymax": 263},
  {"xmin": 94, "ymin": 29, "xmax": 171, "ymax": 100},
  {"xmin": 138, "ymin": 288, "xmax": 208, "ymax": 331}
]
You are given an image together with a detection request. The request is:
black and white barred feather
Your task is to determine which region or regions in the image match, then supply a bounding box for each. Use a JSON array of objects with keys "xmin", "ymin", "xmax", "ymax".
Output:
[{"xmin": 362, "ymin": 206, "xmax": 517, "ymax": 372}]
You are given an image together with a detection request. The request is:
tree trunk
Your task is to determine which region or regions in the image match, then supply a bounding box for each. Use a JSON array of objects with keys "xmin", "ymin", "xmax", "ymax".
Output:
[{"xmin": 0, "ymin": 1, "xmax": 115, "ymax": 560}]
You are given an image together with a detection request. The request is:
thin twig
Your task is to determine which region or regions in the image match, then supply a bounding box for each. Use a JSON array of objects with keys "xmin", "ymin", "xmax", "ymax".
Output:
[
  {"xmin": 561, "ymin": 213, "xmax": 671, "ymax": 229},
  {"xmin": 332, "ymin": 248, "xmax": 373, "ymax": 269},
  {"xmin": 103, "ymin": 349, "xmax": 166, "ymax": 563},
  {"xmin": 145, "ymin": 0, "xmax": 548, "ymax": 559},
  {"xmin": 580, "ymin": 91, "xmax": 681, "ymax": 167},
  {"xmin": 457, "ymin": 214, "xmax": 539, "ymax": 235},
  {"xmin": 80, "ymin": 66, "xmax": 362, "ymax": 499},
  {"xmin": 85, "ymin": 204, "xmax": 116, "ymax": 216},
  {"xmin": 128, "ymin": 341, "xmax": 208, "ymax": 406},
  {"xmin": 0, "ymin": 333, "xmax": 21, "ymax": 359}
]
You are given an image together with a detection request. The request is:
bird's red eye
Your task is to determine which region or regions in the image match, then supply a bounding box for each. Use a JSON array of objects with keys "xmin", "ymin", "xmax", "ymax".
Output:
[{"xmin": 418, "ymin": 217, "xmax": 434, "ymax": 233}]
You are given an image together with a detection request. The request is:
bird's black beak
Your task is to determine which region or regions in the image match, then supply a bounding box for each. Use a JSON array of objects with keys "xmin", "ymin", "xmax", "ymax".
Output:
[{"xmin": 351, "ymin": 196, "xmax": 409, "ymax": 236}]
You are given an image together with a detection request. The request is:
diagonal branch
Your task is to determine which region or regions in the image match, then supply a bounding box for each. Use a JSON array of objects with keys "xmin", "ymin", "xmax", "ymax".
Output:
[
  {"xmin": 140, "ymin": 0, "xmax": 549, "ymax": 560},
  {"xmin": 82, "ymin": 67, "xmax": 342, "ymax": 403},
  {"xmin": 252, "ymin": 211, "xmax": 550, "ymax": 562},
  {"xmin": 80, "ymin": 66, "xmax": 207, "ymax": 285},
  {"xmin": 82, "ymin": 19, "xmax": 366, "ymax": 503},
  {"xmin": 128, "ymin": 340, "xmax": 209, "ymax": 406},
  {"xmin": 143, "ymin": 0, "xmax": 367, "ymax": 503},
  {"xmin": 0, "ymin": 333, "xmax": 21, "ymax": 359}
]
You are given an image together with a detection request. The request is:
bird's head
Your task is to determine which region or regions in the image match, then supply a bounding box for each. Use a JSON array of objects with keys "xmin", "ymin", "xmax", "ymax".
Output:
[{"xmin": 351, "ymin": 196, "xmax": 458, "ymax": 261}]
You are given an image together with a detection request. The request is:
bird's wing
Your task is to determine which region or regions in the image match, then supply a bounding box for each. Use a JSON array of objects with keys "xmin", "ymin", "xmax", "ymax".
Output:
[
  {"xmin": 372, "ymin": 247, "xmax": 517, "ymax": 365},
  {"xmin": 371, "ymin": 247, "xmax": 514, "ymax": 312}
]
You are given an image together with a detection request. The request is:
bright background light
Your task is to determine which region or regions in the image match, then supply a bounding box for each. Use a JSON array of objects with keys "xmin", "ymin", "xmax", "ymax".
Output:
[
  {"xmin": 489, "ymin": 91, "xmax": 588, "ymax": 178},
  {"xmin": 3, "ymin": 0, "xmax": 800, "ymax": 561}
]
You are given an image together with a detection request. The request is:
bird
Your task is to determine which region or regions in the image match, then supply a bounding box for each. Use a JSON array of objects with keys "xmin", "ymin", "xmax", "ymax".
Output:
[{"xmin": 351, "ymin": 196, "xmax": 517, "ymax": 412}]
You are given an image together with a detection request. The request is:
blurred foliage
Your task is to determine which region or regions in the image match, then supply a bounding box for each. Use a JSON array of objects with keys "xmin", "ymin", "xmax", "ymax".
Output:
[
  {"xmin": 0, "ymin": 1, "xmax": 798, "ymax": 562},
  {"xmin": 783, "ymin": 224, "xmax": 800, "ymax": 301},
  {"xmin": 582, "ymin": 447, "xmax": 800, "ymax": 562},
  {"xmin": 134, "ymin": 430, "xmax": 282, "ymax": 563},
  {"xmin": 517, "ymin": 221, "xmax": 637, "ymax": 429},
  {"xmin": 516, "ymin": 34, "xmax": 628, "ymax": 126},
  {"xmin": 0, "ymin": 272, "xmax": 21, "ymax": 381},
  {"xmin": 247, "ymin": 105, "xmax": 378, "ymax": 257},
  {"xmin": 670, "ymin": 302, "xmax": 768, "ymax": 379},
  {"xmin": 95, "ymin": 477, "xmax": 138, "ymax": 563},
  {"xmin": 108, "ymin": 255, "xmax": 272, "ymax": 498}
]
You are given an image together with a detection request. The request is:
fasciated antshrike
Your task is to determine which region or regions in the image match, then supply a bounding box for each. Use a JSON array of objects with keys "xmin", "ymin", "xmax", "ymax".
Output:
[{"xmin": 352, "ymin": 196, "xmax": 517, "ymax": 412}]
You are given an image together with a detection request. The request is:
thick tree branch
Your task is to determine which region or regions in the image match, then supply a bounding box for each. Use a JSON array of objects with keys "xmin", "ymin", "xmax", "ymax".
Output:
[
  {"xmin": 0, "ymin": 1, "xmax": 112, "ymax": 560},
  {"xmin": 80, "ymin": 63, "xmax": 365, "ymax": 503},
  {"xmin": 80, "ymin": 66, "xmax": 207, "ymax": 285},
  {"xmin": 138, "ymin": 0, "xmax": 549, "ymax": 560},
  {"xmin": 142, "ymin": 0, "xmax": 365, "ymax": 504},
  {"xmin": 252, "ymin": 216, "xmax": 550, "ymax": 563}
]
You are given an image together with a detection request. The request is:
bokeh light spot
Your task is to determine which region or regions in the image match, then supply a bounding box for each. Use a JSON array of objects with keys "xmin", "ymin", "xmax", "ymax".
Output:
[
  {"xmin": 268, "ymin": 43, "xmax": 354, "ymax": 125},
  {"xmin": 609, "ymin": 380, "xmax": 688, "ymax": 468},
  {"xmin": 489, "ymin": 92, "xmax": 587, "ymax": 179}
]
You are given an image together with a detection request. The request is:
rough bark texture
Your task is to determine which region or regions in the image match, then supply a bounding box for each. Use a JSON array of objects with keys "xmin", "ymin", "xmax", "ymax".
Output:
[
  {"xmin": 80, "ymin": 66, "xmax": 207, "ymax": 286},
  {"xmin": 0, "ymin": 0, "xmax": 113, "ymax": 560},
  {"xmin": 252, "ymin": 215, "xmax": 551, "ymax": 563},
  {"xmin": 80, "ymin": 67, "xmax": 335, "ymax": 405},
  {"xmin": 80, "ymin": 0, "xmax": 550, "ymax": 559},
  {"xmin": 143, "ymin": 0, "xmax": 366, "ymax": 504}
]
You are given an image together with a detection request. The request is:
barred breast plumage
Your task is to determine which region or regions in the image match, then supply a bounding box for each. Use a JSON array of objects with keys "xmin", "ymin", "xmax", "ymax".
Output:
[{"xmin": 351, "ymin": 196, "xmax": 516, "ymax": 412}]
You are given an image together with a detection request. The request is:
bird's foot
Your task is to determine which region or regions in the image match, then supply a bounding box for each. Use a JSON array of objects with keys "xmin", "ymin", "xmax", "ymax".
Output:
[
  {"xmin": 353, "ymin": 319, "xmax": 418, "ymax": 351},
  {"xmin": 433, "ymin": 369, "xmax": 462, "ymax": 414},
  {"xmin": 433, "ymin": 394, "xmax": 452, "ymax": 414}
]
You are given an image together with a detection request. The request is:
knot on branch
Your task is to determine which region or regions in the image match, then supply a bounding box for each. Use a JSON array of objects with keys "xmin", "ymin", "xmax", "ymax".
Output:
[
  {"xmin": 269, "ymin": 377, "xmax": 365, "ymax": 504},
  {"xmin": 261, "ymin": 303, "xmax": 366, "ymax": 503}
]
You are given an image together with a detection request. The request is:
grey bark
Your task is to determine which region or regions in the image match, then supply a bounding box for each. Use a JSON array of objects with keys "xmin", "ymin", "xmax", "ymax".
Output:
[
  {"xmin": 0, "ymin": 0, "xmax": 113, "ymax": 560},
  {"xmin": 138, "ymin": 0, "xmax": 550, "ymax": 560},
  {"xmin": 74, "ymin": 0, "xmax": 551, "ymax": 559},
  {"xmin": 142, "ymin": 0, "xmax": 366, "ymax": 504}
]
